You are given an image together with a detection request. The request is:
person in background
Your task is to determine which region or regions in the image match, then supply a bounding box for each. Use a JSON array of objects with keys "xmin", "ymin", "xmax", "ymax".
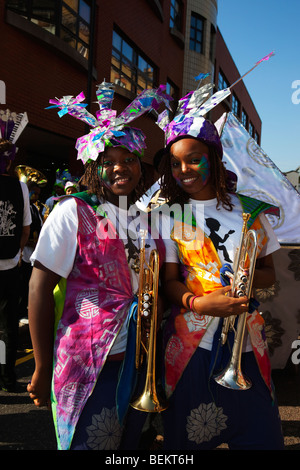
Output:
[
  {"xmin": 18, "ymin": 180, "xmax": 43, "ymax": 323},
  {"xmin": 42, "ymin": 170, "xmax": 66, "ymax": 216},
  {"xmin": 0, "ymin": 110, "xmax": 31, "ymax": 392},
  {"xmin": 64, "ymin": 180, "xmax": 79, "ymax": 195}
]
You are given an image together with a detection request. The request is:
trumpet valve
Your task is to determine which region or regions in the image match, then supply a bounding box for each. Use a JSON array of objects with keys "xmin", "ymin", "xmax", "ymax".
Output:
[{"xmin": 142, "ymin": 292, "xmax": 152, "ymax": 317}]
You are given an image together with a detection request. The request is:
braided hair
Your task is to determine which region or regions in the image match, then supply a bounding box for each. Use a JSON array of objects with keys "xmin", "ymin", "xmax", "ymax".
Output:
[
  {"xmin": 80, "ymin": 149, "xmax": 147, "ymax": 204},
  {"xmin": 159, "ymin": 141, "xmax": 234, "ymax": 211}
]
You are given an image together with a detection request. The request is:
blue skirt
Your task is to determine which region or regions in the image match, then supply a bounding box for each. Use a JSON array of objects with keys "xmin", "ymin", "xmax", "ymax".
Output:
[
  {"xmin": 70, "ymin": 360, "xmax": 147, "ymax": 450},
  {"xmin": 163, "ymin": 348, "xmax": 285, "ymax": 450}
]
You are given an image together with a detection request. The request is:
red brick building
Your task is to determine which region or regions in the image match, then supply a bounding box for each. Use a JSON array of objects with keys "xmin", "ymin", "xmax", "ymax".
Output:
[
  {"xmin": 1, "ymin": 0, "xmax": 186, "ymax": 195},
  {"xmin": 1, "ymin": 0, "xmax": 261, "ymax": 198}
]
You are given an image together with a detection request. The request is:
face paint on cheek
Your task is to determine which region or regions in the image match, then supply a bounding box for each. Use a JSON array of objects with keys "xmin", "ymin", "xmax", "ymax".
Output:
[
  {"xmin": 97, "ymin": 166, "xmax": 111, "ymax": 189},
  {"xmin": 172, "ymin": 172, "xmax": 184, "ymax": 188},
  {"xmin": 197, "ymin": 154, "xmax": 210, "ymax": 186}
]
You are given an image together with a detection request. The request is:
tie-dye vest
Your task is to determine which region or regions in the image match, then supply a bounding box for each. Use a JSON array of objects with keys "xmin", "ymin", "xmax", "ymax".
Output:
[
  {"xmin": 164, "ymin": 196, "xmax": 277, "ymax": 399},
  {"xmin": 51, "ymin": 197, "xmax": 164, "ymax": 450}
]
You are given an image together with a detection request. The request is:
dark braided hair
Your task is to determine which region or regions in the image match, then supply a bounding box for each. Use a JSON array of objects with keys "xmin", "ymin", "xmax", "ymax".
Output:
[
  {"xmin": 80, "ymin": 148, "xmax": 147, "ymax": 204},
  {"xmin": 159, "ymin": 141, "xmax": 234, "ymax": 211}
]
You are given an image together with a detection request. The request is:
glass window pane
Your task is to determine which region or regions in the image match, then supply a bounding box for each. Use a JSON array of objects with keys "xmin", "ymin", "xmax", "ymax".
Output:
[
  {"xmin": 138, "ymin": 56, "xmax": 147, "ymax": 73},
  {"xmin": 122, "ymin": 41, "xmax": 133, "ymax": 61},
  {"xmin": 111, "ymin": 68, "xmax": 125, "ymax": 88},
  {"xmin": 64, "ymin": 0, "xmax": 78, "ymax": 12},
  {"xmin": 6, "ymin": 0, "xmax": 27, "ymax": 13},
  {"xmin": 62, "ymin": 6, "xmax": 77, "ymax": 33},
  {"xmin": 32, "ymin": 0, "xmax": 56, "ymax": 21},
  {"xmin": 196, "ymin": 31, "xmax": 202, "ymax": 41},
  {"xmin": 79, "ymin": 20, "xmax": 89, "ymax": 44},
  {"xmin": 77, "ymin": 41, "xmax": 88, "ymax": 59},
  {"xmin": 60, "ymin": 28, "xmax": 76, "ymax": 49},
  {"xmin": 111, "ymin": 53, "xmax": 120, "ymax": 69},
  {"xmin": 79, "ymin": 0, "xmax": 90, "ymax": 23},
  {"xmin": 121, "ymin": 62, "xmax": 134, "ymax": 79},
  {"xmin": 112, "ymin": 31, "xmax": 121, "ymax": 50},
  {"xmin": 138, "ymin": 73, "xmax": 146, "ymax": 90},
  {"xmin": 31, "ymin": 18, "xmax": 55, "ymax": 34}
]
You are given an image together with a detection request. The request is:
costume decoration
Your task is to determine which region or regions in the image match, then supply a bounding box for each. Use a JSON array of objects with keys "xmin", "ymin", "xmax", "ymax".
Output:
[
  {"xmin": 47, "ymin": 81, "xmax": 172, "ymax": 163},
  {"xmin": 214, "ymin": 111, "xmax": 300, "ymax": 370},
  {"xmin": 156, "ymin": 51, "xmax": 275, "ymax": 158},
  {"xmin": 0, "ymin": 109, "xmax": 28, "ymax": 172},
  {"xmin": 163, "ymin": 198, "xmax": 274, "ymax": 399}
]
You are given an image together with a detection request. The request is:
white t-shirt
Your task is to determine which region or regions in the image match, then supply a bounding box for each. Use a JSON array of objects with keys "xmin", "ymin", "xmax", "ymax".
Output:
[
  {"xmin": 31, "ymin": 197, "xmax": 157, "ymax": 355},
  {"xmin": 0, "ymin": 180, "xmax": 32, "ymax": 270},
  {"xmin": 160, "ymin": 194, "xmax": 280, "ymax": 351}
]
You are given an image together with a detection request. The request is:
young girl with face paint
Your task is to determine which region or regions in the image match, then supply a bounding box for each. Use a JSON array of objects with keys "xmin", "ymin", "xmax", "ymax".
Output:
[
  {"xmin": 157, "ymin": 117, "xmax": 284, "ymax": 450},
  {"xmin": 26, "ymin": 85, "xmax": 170, "ymax": 451}
]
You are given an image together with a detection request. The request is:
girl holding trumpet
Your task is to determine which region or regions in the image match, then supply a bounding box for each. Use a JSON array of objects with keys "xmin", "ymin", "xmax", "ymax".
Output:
[
  {"xmin": 27, "ymin": 85, "xmax": 169, "ymax": 450},
  {"xmin": 156, "ymin": 89, "xmax": 284, "ymax": 450}
]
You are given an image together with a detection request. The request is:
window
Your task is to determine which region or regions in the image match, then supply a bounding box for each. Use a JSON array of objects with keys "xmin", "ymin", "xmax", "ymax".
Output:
[
  {"xmin": 241, "ymin": 109, "xmax": 248, "ymax": 129},
  {"xmin": 232, "ymin": 93, "xmax": 240, "ymax": 118},
  {"xmin": 249, "ymin": 122, "xmax": 254, "ymax": 137},
  {"xmin": 190, "ymin": 13, "xmax": 204, "ymax": 53},
  {"xmin": 170, "ymin": 0, "xmax": 183, "ymax": 31},
  {"xmin": 6, "ymin": 0, "xmax": 91, "ymax": 59},
  {"xmin": 166, "ymin": 80, "xmax": 179, "ymax": 101},
  {"xmin": 110, "ymin": 29, "xmax": 155, "ymax": 94},
  {"xmin": 218, "ymin": 70, "xmax": 229, "ymax": 91},
  {"xmin": 209, "ymin": 24, "xmax": 216, "ymax": 62}
]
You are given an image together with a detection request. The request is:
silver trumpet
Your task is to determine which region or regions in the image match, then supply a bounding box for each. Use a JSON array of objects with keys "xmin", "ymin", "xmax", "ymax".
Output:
[{"xmin": 214, "ymin": 213, "xmax": 258, "ymax": 390}]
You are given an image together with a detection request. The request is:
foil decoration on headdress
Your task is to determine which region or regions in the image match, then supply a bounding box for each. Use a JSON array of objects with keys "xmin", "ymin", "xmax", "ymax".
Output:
[
  {"xmin": 47, "ymin": 81, "xmax": 172, "ymax": 164},
  {"xmin": 157, "ymin": 51, "xmax": 275, "ymax": 159},
  {"xmin": 0, "ymin": 109, "xmax": 28, "ymax": 172}
]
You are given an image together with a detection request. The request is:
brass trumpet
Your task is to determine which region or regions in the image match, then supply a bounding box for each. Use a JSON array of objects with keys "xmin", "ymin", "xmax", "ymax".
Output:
[
  {"xmin": 214, "ymin": 213, "xmax": 258, "ymax": 390},
  {"xmin": 130, "ymin": 230, "xmax": 168, "ymax": 413},
  {"xmin": 15, "ymin": 165, "xmax": 47, "ymax": 187}
]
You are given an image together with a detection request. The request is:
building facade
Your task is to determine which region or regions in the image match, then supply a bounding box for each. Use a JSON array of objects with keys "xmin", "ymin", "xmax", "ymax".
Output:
[
  {"xmin": 1, "ymin": 0, "xmax": 261, "ymax": 198},
  {"xmin": 182, "ymin": 1, "xmax": 261, "ymax": 144},
  {"xmin": 2, "ymin": 0, "xmax": 186, "ymax": 195}
]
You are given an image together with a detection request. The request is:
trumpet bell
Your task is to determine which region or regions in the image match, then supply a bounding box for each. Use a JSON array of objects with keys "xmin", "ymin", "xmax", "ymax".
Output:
[
  {"xmin": 15, "ymin": 165, "xmax": 47, "ymax": 187},
  {"xmin": 130, "ymin": 382, "xmax": 168, "ymax": 413},
  {"xmin": 214, "ymin": 364, "xmax": 252, "ymax": 390}
]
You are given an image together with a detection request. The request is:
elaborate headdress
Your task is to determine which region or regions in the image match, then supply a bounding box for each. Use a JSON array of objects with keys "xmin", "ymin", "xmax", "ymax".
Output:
[
  {"xmin": 157, "ymin": 52, "xmax": 275, "ymax": 159},
  {"xmin": 0, "ymin": 109, "xmax": 28, "ymax": 173},
  {"xmin": 47, "ymin": 81, "xmax": 172, "ymax": 164}
]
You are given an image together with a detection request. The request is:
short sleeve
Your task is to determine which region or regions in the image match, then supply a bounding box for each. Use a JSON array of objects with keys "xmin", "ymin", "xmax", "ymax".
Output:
[{"xmin": 30, "ymin": 198, "xmax": 78, "ymax": 278}]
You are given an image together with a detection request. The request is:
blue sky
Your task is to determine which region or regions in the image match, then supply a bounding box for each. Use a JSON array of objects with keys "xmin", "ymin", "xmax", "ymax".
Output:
[{"xmin": 217, "ymin": 0, "xmax": 300, "ymax": 173}]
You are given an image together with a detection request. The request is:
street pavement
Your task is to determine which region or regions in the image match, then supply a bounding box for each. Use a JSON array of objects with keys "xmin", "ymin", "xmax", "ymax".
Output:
[{"xmin": 0, "ymin": 323, "xmax": 300, "ymax": 451}]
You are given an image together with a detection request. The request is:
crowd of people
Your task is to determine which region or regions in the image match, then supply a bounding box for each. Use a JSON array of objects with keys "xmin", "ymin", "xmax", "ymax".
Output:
[{"xmin": 0, "ymin": 83, "xmax": 285, "ymax": 451}]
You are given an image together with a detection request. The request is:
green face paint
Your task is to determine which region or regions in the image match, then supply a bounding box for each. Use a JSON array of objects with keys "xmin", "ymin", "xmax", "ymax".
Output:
[
  {"xmin": 196, "ymin": 153, "xmax": 210, "ymax": 186},
  {"xmin": 97, "ymin": 164, "xmax": 111, "ymax": 189}
]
